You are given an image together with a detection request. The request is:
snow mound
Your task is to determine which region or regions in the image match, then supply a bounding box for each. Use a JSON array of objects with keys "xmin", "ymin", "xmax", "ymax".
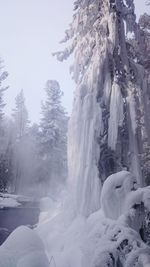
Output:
[
  {"xmin": 38, "ymin": 196, "xmax": 62, "ymax": 225},
  {"xmin": 17, "ymin": 251, "xmax": 49, "ymax": 267},
  {"xmin": 125, "ymin": 186, "xmax": 150, "ymax": 212},
  {"xmin": 0, "ymin": 226, "xmax": 49, "ymax": 267},
  {"xmin": 101, "ymin": 171, "xmax": 138, "ymax": 220}
]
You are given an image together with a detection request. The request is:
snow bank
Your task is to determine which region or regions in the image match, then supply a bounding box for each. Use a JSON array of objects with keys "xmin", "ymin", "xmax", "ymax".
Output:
[
  {"xmin": 0, "ymin": 226, "xmax": 49, "ymax": 267},
  {"xmin": 0, "ymin": 193, "xmax": 33, "ymax": 209},
  {"xmin": 0, "ymin": 197, "xmax": 20, "ymax": 208}
]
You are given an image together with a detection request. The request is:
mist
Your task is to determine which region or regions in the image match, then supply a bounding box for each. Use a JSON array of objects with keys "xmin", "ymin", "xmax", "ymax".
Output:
[{"xmin": 0, "ymin": 1, "xmax": 150, "ymax": 267}]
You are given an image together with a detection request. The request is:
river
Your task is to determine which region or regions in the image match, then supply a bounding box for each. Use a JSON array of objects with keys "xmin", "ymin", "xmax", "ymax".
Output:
[{"xmin": 0, "ymin": 197, "xmax": 40, "ymax": 245}]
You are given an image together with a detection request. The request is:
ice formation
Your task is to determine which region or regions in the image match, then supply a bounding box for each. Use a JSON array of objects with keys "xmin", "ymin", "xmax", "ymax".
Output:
[
  {"xmin": 34, "ymin": 0, "xmax": 150, "ymax": 265},
  {"xmin": 54, "ymin": 0, "xmax": 150, "ymax": 216}
]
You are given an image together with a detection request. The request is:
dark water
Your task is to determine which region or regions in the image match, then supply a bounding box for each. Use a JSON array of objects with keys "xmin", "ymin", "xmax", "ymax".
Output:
[{"xmin": 0, "ymin": 200, "xmax": 40, "ymax": 245}]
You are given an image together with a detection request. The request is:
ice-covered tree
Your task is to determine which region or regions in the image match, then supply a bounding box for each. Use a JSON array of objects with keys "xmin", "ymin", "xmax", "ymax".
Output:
[
  {"xmin": 39, "ymin": 80, "xmax": 68, "ymax": 194},
  {"xmin": 20, "ymin": 2, "xmax": 150, "ymax": 267},
  {"xmin": 127, "ymin": 12, "xmax": 150, "ymax": 185},
  {"xmin": 138, "ymin": 12, "xmax": 150, "ymax": 186},
  {"xmin": 54, "ymin": 0, "xmax": 150, "ymax": 215}
]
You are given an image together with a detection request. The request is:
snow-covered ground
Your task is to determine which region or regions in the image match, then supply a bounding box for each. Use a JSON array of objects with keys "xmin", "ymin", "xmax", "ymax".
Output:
[
  {"xmin": 0, "ymin": 171, "xmax": 150, "ymax": 267},
  {"xmin": 0, "ymin": 193, "xmax": 36, "ymax": 209},
  {"xmin": 36, "ymin": 171, "xmax": 150, "ymax": 267},
  {"xmin": 0, "ymin": 197, "xmax": 20, "ymax": 209},
  {"xmin": 0, "ymin": 226, "xmax": 49, "ymax": 267}
]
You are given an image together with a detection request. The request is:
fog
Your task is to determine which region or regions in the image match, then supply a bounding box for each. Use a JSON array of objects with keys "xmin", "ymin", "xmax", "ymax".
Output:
[{"xmin": 0, "ymin": 1, "xmax": 149, "ymax": 266}]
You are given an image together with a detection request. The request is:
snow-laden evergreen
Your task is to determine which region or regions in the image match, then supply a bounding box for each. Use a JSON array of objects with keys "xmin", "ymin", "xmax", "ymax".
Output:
[
  {"xmin": 39, "ymin": 80, "xmax": 68, "ymax": 194},
  {"xmin": 55, "ymin": 0, "xmax": 150, "ymax": 216},
  {"xmin": 12, "ymin": 90, "xmax": 29, "ymax": 140}
]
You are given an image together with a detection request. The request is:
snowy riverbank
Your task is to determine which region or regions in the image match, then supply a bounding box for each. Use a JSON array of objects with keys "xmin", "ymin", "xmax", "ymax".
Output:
[
  {"xmin": 0, "ymin": 193, "xmax": 38, "ymax": 209},
  {"xmin": 0, "ymin": 171, "xmax": 150, "ymax": 267}
]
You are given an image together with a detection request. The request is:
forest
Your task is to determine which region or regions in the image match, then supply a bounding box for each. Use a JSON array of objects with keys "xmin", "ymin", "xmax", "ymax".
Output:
[
  {"xmin": 0, "ymin": 77, "xmax": 68, "ymax": 197},
  {"xmin": 0, "ymin": 0, "xmax": 150, "ymax": 267}
]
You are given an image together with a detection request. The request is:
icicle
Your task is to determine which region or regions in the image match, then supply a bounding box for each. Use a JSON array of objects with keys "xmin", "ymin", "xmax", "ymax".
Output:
[{"xmin": 108, "ymin": 82, "xmax": 124, "ymax": 150}]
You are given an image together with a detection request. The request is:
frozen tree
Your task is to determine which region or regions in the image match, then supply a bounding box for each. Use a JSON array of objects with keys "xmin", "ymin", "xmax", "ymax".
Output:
[
  {"xmin": 127, "ymin": 13, "xmax": 150, "ymax": 185},
  {"xmin": 23, "ymin": 2, "xmax": 150, "ymax": 267},
  {"xmin": 39, "ymin": 80, "xmax": 68, "ymax": 194},
  {"xmin": 127, "ymin": 13, "xmax": 150, "ymax": 71},
  {"xmin": 54, "ymin": 0, "xmax": 150, "ymax": 216}
]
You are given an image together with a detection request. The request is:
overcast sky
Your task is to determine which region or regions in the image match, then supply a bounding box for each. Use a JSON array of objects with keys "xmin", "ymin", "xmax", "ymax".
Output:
[{"xmin": 0, "ymin": 0, "xmax": 149, "ymax": 122}]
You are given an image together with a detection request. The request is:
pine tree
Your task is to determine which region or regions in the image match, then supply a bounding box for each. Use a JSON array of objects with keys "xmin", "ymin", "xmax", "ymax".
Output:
[
  {"xmin": 0, "ymin": 61, "xmax": 8, "ymax": 122},
  {"xmin": 11, "ymin": 90, "xmax": 30, "ymax": 193},
  {"xmin": 0, "ymin": 60, "xmax": 10, "ymax": 192},
  {"xmin": 39, "ymin": 80, "xmax": 68, "ymax": 193},
  {"xmin": 12, "ymin": 89, "xmax": 29, "ymax": 140},
  {"xmin": 0, "ymin": 119, "xmax": 13, "ymax": 192}
]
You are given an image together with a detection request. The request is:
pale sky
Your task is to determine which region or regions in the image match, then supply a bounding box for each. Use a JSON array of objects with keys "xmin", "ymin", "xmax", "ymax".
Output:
[{"xmin": 0, "ymin": 0, "xmax": 149, "ymax": 122}]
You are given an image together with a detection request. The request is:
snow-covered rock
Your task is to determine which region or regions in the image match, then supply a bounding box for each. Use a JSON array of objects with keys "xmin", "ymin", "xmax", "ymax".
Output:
[
  {"xmin": 0, "ymin": 226, "xmax": 49, "ymax": 267},
  {"xmin": 101, "ymin": 171, "xmax": 138, "ymax": 220}
]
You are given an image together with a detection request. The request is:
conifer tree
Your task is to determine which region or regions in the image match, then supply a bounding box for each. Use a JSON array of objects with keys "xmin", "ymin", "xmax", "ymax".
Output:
[
  {"xmin": 39, "ymin": 80, "xmax": 68, "ymax": 193},
  {"xmin": 11, "ymin": 90, "xmax": 30, "ymax": 192},
  {"xmin": 12, "ymin": 89, "xmax": 29, "ymax": 140},
  {"xmin": 0, "ymin": 60, "xmax": 10, "ymax": 192},
  {"xmin": 0, "ymin": 61, "xmax": 8, "ymax": 122}
]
